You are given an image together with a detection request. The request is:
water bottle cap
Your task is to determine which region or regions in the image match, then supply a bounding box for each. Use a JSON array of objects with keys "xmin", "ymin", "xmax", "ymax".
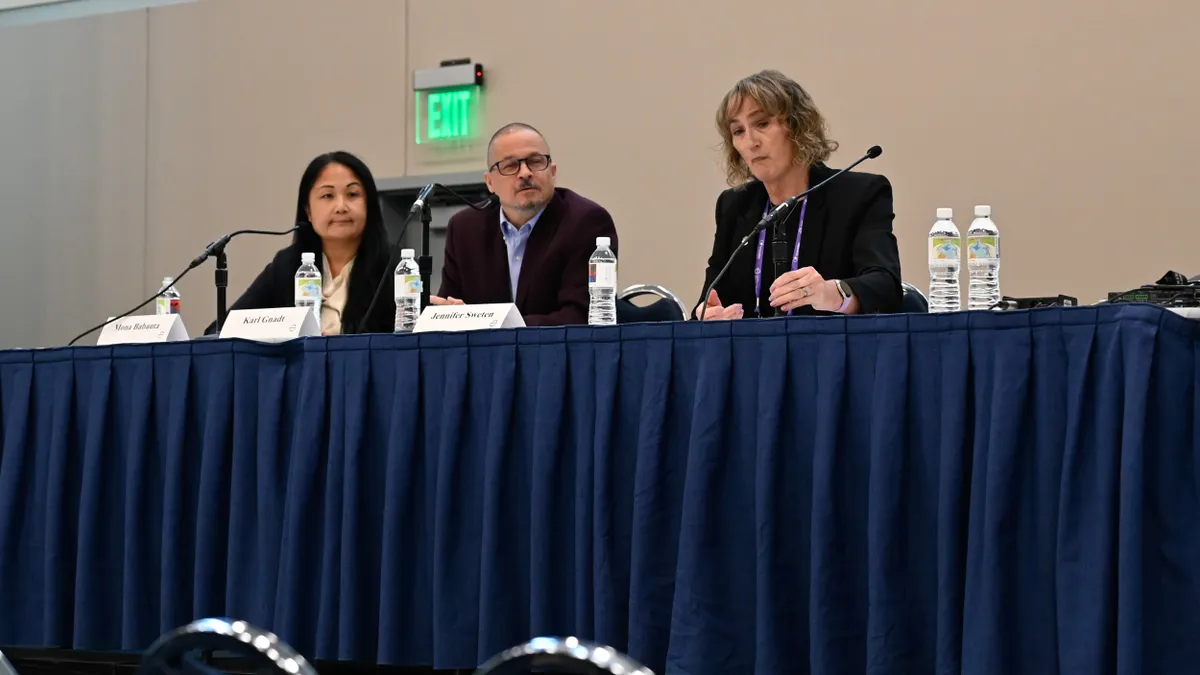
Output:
[
  {"xmin": 596, "ymin": 236, "xmax": 611, "ymax": 248},
  {"xmin": 301, "ymin": 252, "xmax": 316, "ymax": 264},
  {"xmin": 974, "ymin": 205, "xmax": 991, "ymax": 217},
  {"xmin": 936, "ymin": 208, "xmax": 953, "ymax": 219},
  {"xmin": 401, "ymin": 248, "xmax": 415, "ymax": 258},
  {"xmin": 162, "ymin": 276, "xmax": 174, "ymax": 286}
]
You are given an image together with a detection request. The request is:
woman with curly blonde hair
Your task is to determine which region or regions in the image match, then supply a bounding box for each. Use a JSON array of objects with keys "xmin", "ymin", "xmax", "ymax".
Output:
[{"xmin": 696, "ymin": 70, "xmax": 902, "ymax": 319}]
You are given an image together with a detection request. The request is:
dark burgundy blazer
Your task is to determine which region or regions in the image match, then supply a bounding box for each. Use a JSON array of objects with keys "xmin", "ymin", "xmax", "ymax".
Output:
[{"xmin": 439, "ymin": 187, "xmax": 618, "ymax": 326}]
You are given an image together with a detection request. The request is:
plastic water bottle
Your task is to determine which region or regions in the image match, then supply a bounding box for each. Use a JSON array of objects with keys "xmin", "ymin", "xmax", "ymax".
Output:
[
  {"xmin": 394, "ymin": 248, "xmax": 422, "ymax": 333},
  {"xmin": 927, "ymin": 208, "xmax": 961, "ymax": 312},
  {"xmin": 966, "ymin": 205, "xmax": 1001, "ymax": 310},
  {"xmin": 155, "ymin": 276, "xmax": 181, "ymax": 315},
  {"xmin": 588, "ymin": 236, "xmax": 617, "ymax": 326},
  {"xmin": 295, "ymin": 252, "xmax": 322, "ymax": 320}
]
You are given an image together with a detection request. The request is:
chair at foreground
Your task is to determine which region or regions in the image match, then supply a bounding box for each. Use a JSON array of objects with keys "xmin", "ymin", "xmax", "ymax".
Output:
[
  {"xmin": 615, "ymin": 284, "xmax": 688, "ymax": 323},
  {"xmin": 0, "ymin": 650, "xmax": 18, "ymax": 675},
  {"xmin": 900, "ymin": 280, "xmax": 929, "ymax": 313},
  {"xmin": 138, "ymin": 618, "xmax": 318, "ymax": 675},
  {"xmin": 474, "ymin": 636, "xmax": 654, "ymax": 674}
]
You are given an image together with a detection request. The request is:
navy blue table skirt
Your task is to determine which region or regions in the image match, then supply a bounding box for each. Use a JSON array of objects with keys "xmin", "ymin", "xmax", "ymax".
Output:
[{"xmin": 0, "ymin": 305, "xmax": 1197, "ymax": 674}]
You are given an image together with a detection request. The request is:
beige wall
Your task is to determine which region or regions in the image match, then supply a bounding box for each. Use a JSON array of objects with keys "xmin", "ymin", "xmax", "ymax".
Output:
[
  {"xmin": 2, "ymin": 0, "xmax": 1198, "ymax": 348},
  {"xmin": 406, "ymin": 0, "xmax": 1200, "ymax": 308},
  {"xmin": 145, "ymin": 0, "xmax": 407, "ymax": 330},
  {"xmin": 0, "ymin": 10, "xmax": 147, "ymax": 349}
]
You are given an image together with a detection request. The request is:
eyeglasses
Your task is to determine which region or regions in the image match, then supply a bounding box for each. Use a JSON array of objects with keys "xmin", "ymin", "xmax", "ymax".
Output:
[{"xmin": 489, "ymin": 153, "xmax": 551, "ymax": 177}]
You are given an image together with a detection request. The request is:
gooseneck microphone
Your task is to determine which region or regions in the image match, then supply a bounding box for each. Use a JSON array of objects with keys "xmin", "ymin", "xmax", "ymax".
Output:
[
  {"xmin": 756, "ymin": 145, "xmax": 882, "ymax": 238},
  {"xmin": 696, "ymin": 145, "xmax": 883, "ymax": 321},
  {"xmin": 356, "ymin": 184, "xmax": 495, "ymax": 334},
  {"xmin": 408, "ymin": 182, "xmax": 436, "ymax": 216},
  {"xmin": 66, "ymin": 225, "xmax": 299, "ymax": 346}
]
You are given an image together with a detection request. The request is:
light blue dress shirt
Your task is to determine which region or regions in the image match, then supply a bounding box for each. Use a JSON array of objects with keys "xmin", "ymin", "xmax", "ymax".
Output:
[{"xmin": 499, "ymin": 206, "xmax": 546, "ymax": 300}]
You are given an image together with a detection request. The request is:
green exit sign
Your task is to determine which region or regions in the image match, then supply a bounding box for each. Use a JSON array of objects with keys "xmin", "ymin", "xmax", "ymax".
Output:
[{"xmin": 415, "ymin": 86, "xmax": 481, "ymax": 144}]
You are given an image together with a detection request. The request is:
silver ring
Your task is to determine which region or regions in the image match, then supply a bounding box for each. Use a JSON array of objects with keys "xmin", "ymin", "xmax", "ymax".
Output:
[{"xmin": 802, "ymin": 287, "xmax": 810, "ymax": 298}]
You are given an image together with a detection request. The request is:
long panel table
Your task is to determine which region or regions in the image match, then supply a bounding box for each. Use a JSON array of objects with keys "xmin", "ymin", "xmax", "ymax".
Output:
[{"xmin": 0, "ymin": 305, "xmax": 1197, "ymax": 675}]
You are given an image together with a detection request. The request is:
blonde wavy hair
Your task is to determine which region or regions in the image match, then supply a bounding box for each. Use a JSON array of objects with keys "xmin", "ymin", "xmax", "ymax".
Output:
[{"xmin": 716, "ymin": 70, "xmax": 839, "ymax": 186}]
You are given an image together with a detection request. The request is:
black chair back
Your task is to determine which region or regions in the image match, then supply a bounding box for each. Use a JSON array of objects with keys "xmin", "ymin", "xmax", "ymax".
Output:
[
  {"xmin": 138, "ymin": 618, "xmax": 317, "ymax": 675},
  {"xmin": 616, "ymin": 297, "xmax": 683, "ymax": 323},
  {"xmin": 616, "ymin": 284, "xmax": 687, "ymax": 324},
  {"xmin": 0, "ymin": 650, "xmax": 18, "ymax": 675},
  {"xmin": 474, "ymin": 637, "xmax": 654, "ymax": 675},
  {"xmin": 900, "ymin": 281, "xmax": 930, "ymax": 313}
]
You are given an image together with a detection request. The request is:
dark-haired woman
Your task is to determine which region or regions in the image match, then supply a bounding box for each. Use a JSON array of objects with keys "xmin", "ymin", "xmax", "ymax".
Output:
[{"xmin": 219, "ymin": 150, "xmax": 394, "ymax": 335}]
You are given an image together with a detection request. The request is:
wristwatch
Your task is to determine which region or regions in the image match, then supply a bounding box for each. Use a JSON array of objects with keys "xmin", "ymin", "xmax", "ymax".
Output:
[{"xmin": 833, "ymin": 279, "xmax": 852, "ymax": 302}]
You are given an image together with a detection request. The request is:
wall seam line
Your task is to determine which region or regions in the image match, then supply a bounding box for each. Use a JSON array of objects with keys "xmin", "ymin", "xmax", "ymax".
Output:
[{"xmin": 142, "ymin": 7, "xmax": 151, "ymax": 294}]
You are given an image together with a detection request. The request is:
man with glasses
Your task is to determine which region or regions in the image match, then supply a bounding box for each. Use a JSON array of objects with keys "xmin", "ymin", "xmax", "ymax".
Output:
[{"xmin": 432, "ymin": 122, "xmax": 619, "ymax": 325}]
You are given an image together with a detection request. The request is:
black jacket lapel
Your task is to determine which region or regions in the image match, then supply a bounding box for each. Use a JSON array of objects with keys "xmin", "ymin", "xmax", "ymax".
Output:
[{"xmin": 796, "ymin": 164, "xmax": 831, "ymax": 272}]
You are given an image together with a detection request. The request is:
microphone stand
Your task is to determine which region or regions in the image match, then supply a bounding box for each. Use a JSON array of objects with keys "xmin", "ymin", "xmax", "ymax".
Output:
[
  {"xmin": 771, "ymin": 222, "xmax": 790, "ymax": 298},
  {"xmin": 197, "ymin": 227, "xmax": 297, "ymax": 335},
  {"xmin": 356, "ymin": 186, "xmax": 495, "ymax": 334},
  {"xmin": 418, "ymin": 200, "xmax": 433, "ymax": 310},
  {"xmin": 214, "ymin": 244, "xmax": 230, "ymax": 333},
  {"xmin": 66, "ymin": 225, "xmax": 298, "ymax": 346}
]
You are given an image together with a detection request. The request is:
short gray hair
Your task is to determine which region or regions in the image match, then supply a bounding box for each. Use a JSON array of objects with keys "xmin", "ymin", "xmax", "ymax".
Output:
[{"xmin": 486, "ymin": 122, "xmax": 548, "ymax": 166}]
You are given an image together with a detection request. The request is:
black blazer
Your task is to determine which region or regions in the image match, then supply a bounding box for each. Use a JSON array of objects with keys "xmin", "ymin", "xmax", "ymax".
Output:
[
  {"xmin": 699, "ymin": 163, "xmax": 903, "ymax": 317},
  {"xmin": 206, "ymin": 244, "xmax": 394, "ymax": 335}
]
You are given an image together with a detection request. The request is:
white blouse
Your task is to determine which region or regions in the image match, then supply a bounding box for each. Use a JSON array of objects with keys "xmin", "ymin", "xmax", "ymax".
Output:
[{"xmin": 320, "ymin": 255, "xmax": 354, "ymax": 335}]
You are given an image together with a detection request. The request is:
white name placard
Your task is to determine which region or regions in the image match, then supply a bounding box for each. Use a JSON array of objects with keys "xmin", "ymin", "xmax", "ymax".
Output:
[
  {"xmin": 96, "ymin": 314, "xmax": 189, "ymax": 345},
  {"xmin": 219, "ymin": 307, "xmax": 320, "ymax": 342},
  {"xmin": 413, "ymin": 303, "xmax": 526, "ymax": 333}
]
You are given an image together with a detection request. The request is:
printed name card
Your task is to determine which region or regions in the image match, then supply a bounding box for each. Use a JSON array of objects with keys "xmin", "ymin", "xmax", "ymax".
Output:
[
  {"xmin": 219, "ymin": 307, "xmax": 320, "ymax": 342},
  {"xmin": 413, "ymin": 303, "xmax": 526, "ymax": 333},
  {"xmin": 96, "ymin": 314, "xmax": 190, "ymax": 345}
]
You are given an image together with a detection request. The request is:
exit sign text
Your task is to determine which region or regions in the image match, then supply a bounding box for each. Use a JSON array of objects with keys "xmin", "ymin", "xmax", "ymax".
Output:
[{"xmin": 415, "ymin": 86, "xmax": 480, "ymax": 144}]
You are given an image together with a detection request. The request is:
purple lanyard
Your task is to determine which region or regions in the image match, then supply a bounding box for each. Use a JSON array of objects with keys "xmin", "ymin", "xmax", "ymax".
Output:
[{"xmin": 753, "ymin": 198, "xmax": 808, "ymax": 316}]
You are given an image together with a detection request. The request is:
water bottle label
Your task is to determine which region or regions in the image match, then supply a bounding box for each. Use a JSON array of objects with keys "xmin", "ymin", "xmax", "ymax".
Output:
[
  {"xmin": 395, "ymin": 274, "xmax": 422, "ymax": 299},
  {"xmin": 967, "ymin": 235, "xmax": 999, "ymax": 260},
  {"xmin": 589, "ymin": 262, "xmax": 617, "ymax": 287},
  {"xmin": 296, "ymin": 278, "xmax": 322, "ymax": 301},
  {"xmin": 155, "ymin": 297, "xmax": 181, "ymax": 315},
  {"xmin": 929, "ymin": 237, "xmax": 960, "ymax": 261}
]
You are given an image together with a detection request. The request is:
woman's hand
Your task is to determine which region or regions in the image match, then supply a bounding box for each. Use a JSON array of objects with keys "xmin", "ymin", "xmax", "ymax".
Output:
[
  {"xmin": 694, "ymin": 289, "xmax": 744, "ymax": 321},
  {"xmin": 429, "ymin": 295, "xmax": 465, "ymax": 306},
  {"xmin": 769, "ymin": 267, "xmax": 841, "ymax": 313}
]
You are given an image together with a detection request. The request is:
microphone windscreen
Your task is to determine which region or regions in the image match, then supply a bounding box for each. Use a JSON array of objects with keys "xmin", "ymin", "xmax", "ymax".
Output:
[{"xmin": 867, "ymin": 145, "xmax": 883, "ymax": 158}]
